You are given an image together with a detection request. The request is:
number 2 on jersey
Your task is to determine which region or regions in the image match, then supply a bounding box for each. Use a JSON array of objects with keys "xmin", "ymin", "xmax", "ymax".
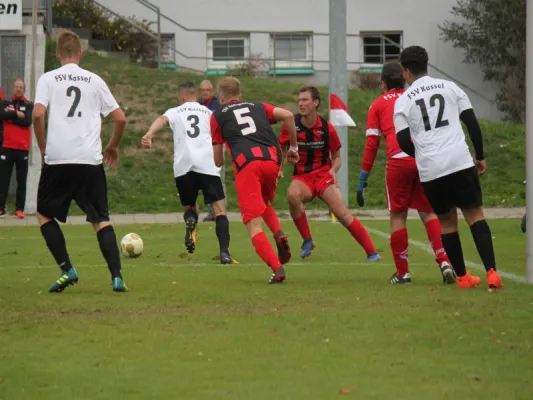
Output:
[
  {"xmin": 66, "ymin": 86, "xmax": 82, "ymax": 117},
  {"xmin": 415, "ymin": 94, "xmax": 449, "ymax": 131},
  {"xmin": 233, "ymin": 107, "xmax": 257, "ymax": 135}
]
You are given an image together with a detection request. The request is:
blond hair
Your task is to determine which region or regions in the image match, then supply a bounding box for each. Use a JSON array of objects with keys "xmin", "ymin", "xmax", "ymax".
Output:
[
  {"xmin": 57, "ymin": 30, "xmax": 82, "ymax": 59},
  {"xmin": 217, "ymin": 77, "xmax": 241, "ymax": 98}
]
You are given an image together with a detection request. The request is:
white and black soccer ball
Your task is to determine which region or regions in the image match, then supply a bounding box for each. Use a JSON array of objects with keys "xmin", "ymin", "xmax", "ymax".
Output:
[{"xmin": 121, "ymin": 233, "xmax": 144, "ymax": 258}]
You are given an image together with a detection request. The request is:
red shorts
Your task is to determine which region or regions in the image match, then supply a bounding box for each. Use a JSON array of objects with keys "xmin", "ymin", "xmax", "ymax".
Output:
[
  {"xmin": 235, "ymin": 160, "xmax": 280, "ymax": 224},
  {"xmin": 292, "ymin": 166, "xmax": 334, "ymax": 198},
  {"xmin": 386, "ymin": 157, "xmax": 433, "ymax": 213}
]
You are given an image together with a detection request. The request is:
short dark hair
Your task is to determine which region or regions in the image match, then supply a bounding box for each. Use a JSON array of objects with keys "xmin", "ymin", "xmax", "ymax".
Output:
[
  {"xmin": 299, "ymin": 86, "xmax": 321, "ymax": 109},
  {"xmin": 178, "ymin": 80, "xmax": 196, "ymax": 92},
  {"xmin": 381, "ymin": 61, "xmax": 405, "ymax": 90},
  {"xmin": 399, "ymin": 46, "xmax": 428, "ymax": 76}
]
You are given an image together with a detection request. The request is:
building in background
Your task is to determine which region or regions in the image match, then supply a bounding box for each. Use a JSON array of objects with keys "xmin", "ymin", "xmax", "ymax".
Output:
[{"xmin": 87, "ymin": 0, "xmax": 499, "ymax": 120}]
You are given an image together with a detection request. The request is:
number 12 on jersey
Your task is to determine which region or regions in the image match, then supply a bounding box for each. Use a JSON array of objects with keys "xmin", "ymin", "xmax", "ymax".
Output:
[
  {"xmin": 415, "ymin": 94, "xmax": 449, "ymax": 132},
  {"xmin": 233, "ymin": 107, "xmax": 257, "ymax": 135}
]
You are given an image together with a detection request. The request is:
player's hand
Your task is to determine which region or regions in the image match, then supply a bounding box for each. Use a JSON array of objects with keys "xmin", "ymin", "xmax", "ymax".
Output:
[
  {"xmin": 104, "ymin": 144, "xmax": 120, "ymax": 168},
  {"xmin": 287, "ymin": 148, "xmax": 299, "ymax": 165},
  {"xmin": 356, "ymin": 171, "xmax": 369, "ymax": 207},
  {"xmin": 16, "ymin": 111, "xmax": 24, "ymax": 119},
  {"xmin": 475, "ymin": 160, "xmax": 486, "ymax": 175},
  {"xmin": 141, "ymin": 133, "xmax": 152, "ymax": 149},
  {"xmin": 329, "ymin": 168, "xmax": 339, "ymax": 187},
  {"xmin": 277, "ymin": 170, "xmax": 284, "ymax": 179}
]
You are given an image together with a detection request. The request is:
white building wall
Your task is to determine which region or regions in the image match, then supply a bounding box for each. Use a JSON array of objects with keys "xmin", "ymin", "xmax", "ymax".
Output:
[{"xmin": 94, "ymin": 0, "xmax": 501, "ymax": 120}]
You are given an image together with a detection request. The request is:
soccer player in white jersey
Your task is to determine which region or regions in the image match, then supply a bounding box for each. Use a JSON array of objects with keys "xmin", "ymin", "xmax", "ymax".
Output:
[
  {"xmin": 141, "ymin": 80, "xmax": 236, "ymax": 264},
  {"xmin": 393, "ymin": 45, "xmax": 502, "ymax": 289},
  {"xmin": 32, "ymin": 31, "xmax": 128, "ymax": 293}
]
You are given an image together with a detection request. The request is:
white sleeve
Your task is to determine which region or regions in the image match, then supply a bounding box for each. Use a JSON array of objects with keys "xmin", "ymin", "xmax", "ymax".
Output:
[
  {"xmin": 451, "ymin": 83, "xmax": 473, "ymax": 113},
  {"xmin": 163, "ymin": 109, "xmax": 175, "ymax": 130},
  {"xmin": 393, "ymin": 97, "xmax": 410, "ymax": 133},
  {"xmin": 34, "ymin": 75, "xmax": 50, "ymax": 108},
  {"xmin": 97, "ymin": 77, "xmax": 120, "ymax": 117}
]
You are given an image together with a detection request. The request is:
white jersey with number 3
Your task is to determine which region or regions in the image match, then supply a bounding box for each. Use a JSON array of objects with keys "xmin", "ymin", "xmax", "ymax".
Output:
[
  {"xmin": 393, "ymin": 76, "xmax": 474, "ymax": 182},
  {"xmin": 164, "ymin": 102, "xmax": 220, "ymax": 178},
  {"xmin": 35, "ymin": 63, "xmax": 120, "ymax": 165}
]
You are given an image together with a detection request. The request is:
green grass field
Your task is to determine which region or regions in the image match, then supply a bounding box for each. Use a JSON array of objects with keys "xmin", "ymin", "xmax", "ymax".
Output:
[{"xmin": 1, "ymin": 218, "xmax": 531, "ymax": 399}]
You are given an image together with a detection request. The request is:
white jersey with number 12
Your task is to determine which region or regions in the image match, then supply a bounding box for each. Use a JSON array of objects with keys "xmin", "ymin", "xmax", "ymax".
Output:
[
  {"xmin": 164, "ymin": 102, "xmax": 220, "ymax": 178},
  {"xmin": 393, "ymin": 76, "xmax": 475, "ymax": 182},
  {"xmin": 34, "ymin": 63, "xmax": 120, "ymax": 165}
]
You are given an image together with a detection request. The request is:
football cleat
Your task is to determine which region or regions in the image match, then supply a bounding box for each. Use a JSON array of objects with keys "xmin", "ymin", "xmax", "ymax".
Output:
[
  {"xmin": 219, "ymin": 251, "xmax": 233, "ymax": 265},
  {"xmin": 367, "ymin": 252, "xmax": 381, "ymax": 262},
  {"xmin": 487, "ymin": 268, "xmax": 503, "ymax": 289},
  {"xmin": 440, "ymin": 261, "xmax": 457, "ymax": 284},
  {"xmin": 48, "ymin": 268, "xmax": 79, "ymax": 293},
  {"xmin": 389, "ymin": 272, "xmax": 412, "ymax": 284},
  {"xmin": 184, "ymin": 217, "xmax": 198, "ymax": 254},
  {"xmin": 0, "ymin": 210, "xmax": 6, "ymax": 218},
  {"xmin": 268, "ymin": 267, "xmax": 286, "ymax": 284},
  {"xmin": 275, "ymin": 231, "xmax": 291, "ymax": 264},
  {"xmin": 112, "ymin": 277, "xmax": 129, "ymax": 292},
  {"xmin": 457, "ymin": 270, "xmax": 481, "ymax": 289},
  {"xmin": 15, "ymin": 210, "xmax": 24, "ymax": 219},
  {"xmin": 300, "ymin": 238, "xmax": 315, "ymax": 258}
]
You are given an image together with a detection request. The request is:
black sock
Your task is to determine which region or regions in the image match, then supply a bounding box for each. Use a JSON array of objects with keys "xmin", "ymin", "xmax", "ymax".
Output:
[
  {"xmin": 40, "ymin": 220, "xmax": 73, "ymax": 272},
  {"xmin": 470, "ymin": 220, "xmax": 496, "ymax": 272},
  {"xmin": 441, "ymin": 232, "xmax": 467, "ymax": 277},
  {"xmin": 184, "ymin": 209, "xmax": 198, "ymax": 223},
  {"xmin": 97, "ymin": 225, "xmax": 122, "ymax": 279},
  {"xmin": 215, "ymin": 215, "xmax": 230, "ymax": 252}
]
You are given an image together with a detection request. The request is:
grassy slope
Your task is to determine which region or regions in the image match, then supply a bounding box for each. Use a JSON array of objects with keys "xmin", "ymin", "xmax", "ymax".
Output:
[{"xmin": 47, "ymin": 47, "xmax": 526, "ymax": 214}]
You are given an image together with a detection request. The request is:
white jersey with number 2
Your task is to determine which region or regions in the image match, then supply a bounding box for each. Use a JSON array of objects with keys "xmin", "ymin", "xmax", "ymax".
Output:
[
  {"xmin": 393, "ymin": 76, "xmax": 474, "ymax": 182},
  {"xmin": 35, "ymin": 63, "xmax": 120, "ymax": 165},
  {"xmin": 164, "ymin": 102, "xmax": 220, "ymax": 178}
]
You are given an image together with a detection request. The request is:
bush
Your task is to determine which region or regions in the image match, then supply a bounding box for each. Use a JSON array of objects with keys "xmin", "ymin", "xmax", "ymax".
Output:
[{"xmin": 226, "ymin": 54, "xmax": 270, "ymax": 77}]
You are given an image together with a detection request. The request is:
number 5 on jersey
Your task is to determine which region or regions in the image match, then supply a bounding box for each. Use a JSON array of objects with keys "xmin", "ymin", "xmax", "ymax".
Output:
[{"xmin": 234, "ymin": 107, "xmax": 257, "ymax": 135}]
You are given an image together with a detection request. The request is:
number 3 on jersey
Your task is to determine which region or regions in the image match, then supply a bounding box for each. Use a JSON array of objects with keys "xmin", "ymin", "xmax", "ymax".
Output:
[{"xmin": 233, "ymin": 107, "xmax": 257, "ymax": 135}]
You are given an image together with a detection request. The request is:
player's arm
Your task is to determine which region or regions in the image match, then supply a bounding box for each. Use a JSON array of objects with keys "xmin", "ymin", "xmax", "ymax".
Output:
[
  {"xmin": 0, "ymin": 100, "xmax": 22, "ymax": 121},
  {"xmin": 394, "ymin": 100, "xmax": 415, "ymax": 158},
  {"xmin": 142, "ymin": 115, "xmax": 169, "ymax": 148},
  {"xmin": 210, "ymin": 114, "xmax": 225, "ymax": 167},
  {"xmin": 357, "ymin": 102, "xmax": 382, "ymax": 205},
  {"xmin": 32, "ymin": 76, "xmax": 50, "ymax": 159},
  {"xmin": 11, "ymin": 102, "xmax": 33, "ymax": 126},
  {"xmin": 107, "ymin": 108, "xmax": 127, "ymax": 148}
]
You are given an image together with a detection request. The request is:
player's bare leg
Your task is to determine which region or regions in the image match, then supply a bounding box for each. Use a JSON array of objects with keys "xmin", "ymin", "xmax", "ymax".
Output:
[
  {"xmin": 211, "ymin": 199, "xmax": 238, "ymax": 264},
  {"xmin": 438, "ymin": 208, "xmax": 481, "ymax": 288},
  {"xmin": 262, "ymin": 200, "xmax": 291, "ymax": 264},
  {"xmin": 461, "ymin": 207, "xmax": 502, "ymax": 288},
  {"xmin": 417, "ymin": 211, "xmax": 455, "ymax": 283},
  {"xmin": 183, "ymin": 204, "xmax": 200, "ymax": 254},
  {"xmin": 321, "ymin": 185, "xmax": 380, "ymax": 261},
  {"xmin": 38, "ymin": 212, "xmax": 80, "ymax": 292},
  {"xmin": 388, "ymin": 211, "xmax": 411, "ymax": 283},
  {"xmin": 287, "ymin": 180, "xmax": 315, "ymax": 258},
  {"xmin": 246, "ymin": 216, "xmax": 285, "ymax": 283},
  {"xmin": 91, "ymin": 220, "xmax": 127, "ymax": 292}
]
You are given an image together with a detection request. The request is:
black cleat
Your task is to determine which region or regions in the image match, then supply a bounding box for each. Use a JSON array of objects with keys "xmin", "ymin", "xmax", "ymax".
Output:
[
  {"xmin": 220, "ymin": 251, "xmax": 233, "ymax": 265},
  {"xmin": 184, "ymin": 217, "xmax": 197, "ymax": 254},
  {"xmin": 440, "ymin": 262, "xmax": 457, "ymax": 284},
  {"xmin": 275, "ymin": 231, "xmax": 291, "ymax": 264},
  {"xmin": 268, "ymin": 267, "xmax": 286, "ymax": 284},
  {"xmin": 389, "ymin": 272, "xmax": 412, "ymax": 284}
]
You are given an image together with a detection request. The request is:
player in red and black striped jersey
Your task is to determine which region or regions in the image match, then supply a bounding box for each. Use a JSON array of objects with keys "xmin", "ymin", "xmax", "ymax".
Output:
[
  {"xmin": 211, "ymin": 77, "xmax": 299, "ymax": 284},
  {"xmin": 279, "ymin": 86, "xmax": 379, "ymax": 261}
]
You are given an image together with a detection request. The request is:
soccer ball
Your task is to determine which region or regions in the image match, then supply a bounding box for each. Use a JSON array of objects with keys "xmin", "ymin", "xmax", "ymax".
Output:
[{"xmin": 121, "ymin": 233, "xmax": 144, "ymax": 258}]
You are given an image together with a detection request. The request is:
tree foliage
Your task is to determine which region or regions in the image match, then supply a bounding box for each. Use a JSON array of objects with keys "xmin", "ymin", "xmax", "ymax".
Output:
[
  {"xmin": 52, "ymin": 0, "xmax": 159, "ymax": 67},
  {"xmin": 440, "ymin": 0, "xmax": 526, "ymax": 122}
]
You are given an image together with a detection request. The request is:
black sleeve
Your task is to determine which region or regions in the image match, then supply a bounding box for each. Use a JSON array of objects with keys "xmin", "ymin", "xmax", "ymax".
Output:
[
  {"xmin": 397, "ymin": 128, "xmax": 415, "ymax": 157},
  {"xmin": 11, "ymin": 102, "xmax": 33, "ymax": 127},
  {"xmin": 460, "ymin": 108, "xmax": 484, "ymax": 160},
  {"xmin": 0, "ymin": 101, "xmax": 18, "ymax": 121}
]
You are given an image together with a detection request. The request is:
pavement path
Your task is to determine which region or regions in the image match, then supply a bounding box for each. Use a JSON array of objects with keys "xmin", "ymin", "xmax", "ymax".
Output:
[{"xmin": 0, "ymin": 207, "xmax": 526, "ymax": 227}]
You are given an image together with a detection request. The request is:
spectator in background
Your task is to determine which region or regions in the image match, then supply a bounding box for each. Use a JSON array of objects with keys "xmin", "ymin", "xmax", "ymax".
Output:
[
  {"xmin": 197, "ymin": 79, "xmax": 221, "ymax": 221},
  {"xmin": 0, "ymin": 85, "xmax": 4, "ymax": 147},
  {"xmin": 0, "ymin": 79, "xmax": 34, "ymax": 218}
]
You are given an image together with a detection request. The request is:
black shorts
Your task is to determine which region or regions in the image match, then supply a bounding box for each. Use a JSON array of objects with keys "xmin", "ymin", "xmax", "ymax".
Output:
[
  {"xmin": 175, "ymin": 171, "xmax": 225, "ymax": 207},
  {"xmin": 37, "ymin": 164, "xmax": 110, "ymax": 223},
  {"xmin": 422, "ymin": 166, "xmax": 482, "ymax": 215}
]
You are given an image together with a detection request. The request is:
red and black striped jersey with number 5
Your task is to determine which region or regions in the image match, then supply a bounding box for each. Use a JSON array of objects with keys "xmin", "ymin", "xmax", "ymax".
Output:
[
  {"xmin": 280, "ymin": 114, "xmax": 341, "ymax": 175},
  {"xmin": 211, "ymin": 100, "xmax": 281, "ymax": 173}
]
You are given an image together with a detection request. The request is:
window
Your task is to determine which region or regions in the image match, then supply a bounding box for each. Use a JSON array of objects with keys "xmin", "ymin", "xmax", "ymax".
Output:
[
  {"xmin": 160, "ymin": 33, "xmax": 175, "ymax": 63},
  {"xmin": 270, "ymin": 33, "xmax": 312, "ymax": 69},
  {"xmin": 207, "ymin": 35, "xmax": 249, "ymax": 68},
  {"xmin": 361, "ymin": 33, "xmax": 402, "ymax": 64}
]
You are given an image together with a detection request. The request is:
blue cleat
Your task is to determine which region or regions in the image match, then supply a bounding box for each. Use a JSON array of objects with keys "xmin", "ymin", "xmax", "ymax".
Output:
[
  {"xmin": 112, "ymin": 277, "xmax": 129, "ymax": 292},
  {"xmin": 367, "ymin": 252, "xmax": 381, "ymax": 262},
  {"xmin": 300, "ymin": 238, "xmax": 315, "ymax": 258},
  {"xmin": 48, "ymin": 268, "xmax": 79, "ymax": 293}
]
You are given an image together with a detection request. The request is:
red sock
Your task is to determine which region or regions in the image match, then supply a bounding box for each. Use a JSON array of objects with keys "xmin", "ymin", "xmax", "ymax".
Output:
[
  {"xmin": 347, "ymin": 218, "xmax": 376, "ymax": 255},
  {"xmin": 293, "ymin": 212, "xmax": 312, "ymax": 240},
  {"xmin": 425, "ymin": 218, "xmax": 450, "ymax": 266},
  {"xmin": 251, "ymin": 232, "xmax": 282, "ymax": 272},
  {"xmin": 390, "ymin": 229, "xmax": 409, "ymax": 276},
  {"xmin": 262, "ymin": 205, "xmax": 281, "ymax": 236}
]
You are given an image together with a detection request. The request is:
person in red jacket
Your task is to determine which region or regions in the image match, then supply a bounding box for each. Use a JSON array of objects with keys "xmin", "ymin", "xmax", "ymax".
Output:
[
  {"xmin": 356, "ymin": 61, "xmax": 455, "ymax": 284},
  {"xmin": 0, "ymin": 79, "xmax": 34, "ymax": 218}
]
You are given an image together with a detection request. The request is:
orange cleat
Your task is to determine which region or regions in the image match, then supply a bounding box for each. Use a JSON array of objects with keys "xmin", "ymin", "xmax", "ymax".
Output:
[
  {"xmin": 487, "ymin": 268, "xmax": 503, "ymax": 289},
  {"xmin": 457, "ymin": 270, "xmax": 481, "ymax": 289},
  {"xmin": 15, "ymin": 210, "xmax": 24, "ymax": 219}
]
